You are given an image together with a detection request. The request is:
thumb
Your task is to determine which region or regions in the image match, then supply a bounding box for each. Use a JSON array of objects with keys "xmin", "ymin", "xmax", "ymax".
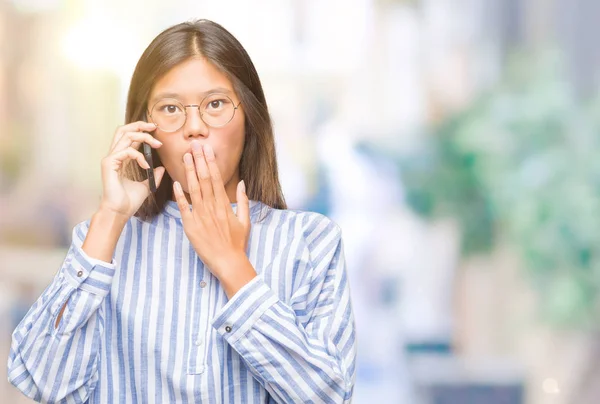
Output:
[
  {"xmin": 236, "ymin": 180, "xmax": 250, "ymax": 231},
  {"xmin": 154, "ymin": 166, "xmax": 167, "ymax": 188}
]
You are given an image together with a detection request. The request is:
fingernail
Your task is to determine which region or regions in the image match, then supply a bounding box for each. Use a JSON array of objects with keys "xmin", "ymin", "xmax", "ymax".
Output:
[
  {"xmin": 183, "ymin": 153, "xmax": 193, "ymax": 164},
  {"xmin": 239, "ymin": 180, "xmax": 246, "ymax": 194},
  {"xmin": 174, "ymin": 181, "xmax": 183, "ymax": 194},
  {"xmin": 191, "ymin": 141, "xmax": 202, "ymax": 152},
  {"xmin": 154, "ymin": 139, "xmax": 163, "ymax": 145},
  {"xmin": 204, "ymin": 144, "xmax": 214, "ymax": 159}
]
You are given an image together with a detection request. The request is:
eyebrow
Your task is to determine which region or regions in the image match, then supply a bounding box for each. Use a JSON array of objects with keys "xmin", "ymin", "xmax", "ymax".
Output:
[{"xmin": 150, "ymin": 87, "xmax": 234, "ymax": 104}]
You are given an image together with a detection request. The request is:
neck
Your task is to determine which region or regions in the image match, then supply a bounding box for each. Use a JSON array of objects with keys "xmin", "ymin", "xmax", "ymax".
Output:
[{"xmin": 170, "ymin": 178, "xmax": 240, "ymax": 205}]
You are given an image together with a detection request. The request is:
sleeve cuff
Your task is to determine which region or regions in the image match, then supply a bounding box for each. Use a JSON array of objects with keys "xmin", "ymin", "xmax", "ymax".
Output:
[
  {"xmin": 63, "ymin": 243, "xmax": 116, "ymax": 297},
  {"xmin": 212, "ymin": 275, "xmax": 278, "ymax": 343}
]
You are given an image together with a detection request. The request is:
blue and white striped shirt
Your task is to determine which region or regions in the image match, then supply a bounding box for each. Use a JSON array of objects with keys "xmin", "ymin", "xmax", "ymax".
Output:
[{"xmin": 8, "ymin": 200, "xmax": 356, "ymax": 403}]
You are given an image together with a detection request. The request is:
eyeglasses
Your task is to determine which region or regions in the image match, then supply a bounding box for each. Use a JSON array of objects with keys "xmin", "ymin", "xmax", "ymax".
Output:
[{"xmin": 148, "ymin": 93, "xmax": 241, "ymax": 132}]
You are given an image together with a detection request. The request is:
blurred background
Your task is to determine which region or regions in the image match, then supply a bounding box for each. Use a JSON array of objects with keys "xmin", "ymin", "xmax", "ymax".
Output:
[{"xmin": 1, "ymin": 0, "xmax": 599, "ymax": 403}]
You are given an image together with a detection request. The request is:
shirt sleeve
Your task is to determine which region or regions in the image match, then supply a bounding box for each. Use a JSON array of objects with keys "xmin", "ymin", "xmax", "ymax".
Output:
[
  {"xmin": 211, "ymin": 217, "xmax": 357, "ymax": 404},
  {"xmin": 7, "ymin": 220, "xmax": 117, "ymax": 404}
]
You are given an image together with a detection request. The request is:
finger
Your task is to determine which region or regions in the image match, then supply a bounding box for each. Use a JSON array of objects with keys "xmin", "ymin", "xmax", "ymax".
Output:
[
  {"xmin": 191, "ymin": 142, "xmax": 214, "ymax": 205},
  {"xmin": 110, "ymin": 121, "xmax": 157, "ymax": 150},
  {"xmin": 111, "ymin": 132, "xmax": 157, "ymax": 154},
  {"xmin": 112, "ymin": 131, "xmax": 162, "ymax": 154},
  {"xmin": 129, "ymin": 131, "xmax": 162, "ymax": 152},
  {"xmin": 153, "ymin": 166, "xmax": 167, "ymax": 188},
  {"xmin": 183, "ymin": 153, "xmax": 203, "ymax": 209},
  {"xmin": 141, "ymin": 166, "xmax": 166, "ymax": 191},
  {"xmin": 203, "ymin": 144, "xmax": 229, "ymax": 210},
  {"xmin": 173, "ymin": 181, "xmax": 193, "ymax": 222},
  {"xmin": 236, "ymin": 180, "xmax": 251, "ymax": 231},
  {"xmin": 108, "ymin": 147, "xmax": 150, "ymax": 170}
]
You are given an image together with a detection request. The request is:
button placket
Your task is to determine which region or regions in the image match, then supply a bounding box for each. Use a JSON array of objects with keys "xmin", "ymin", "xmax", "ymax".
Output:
[{"xmin": 189, "ymin": 261, "xmax": 211, "ymax": 374}]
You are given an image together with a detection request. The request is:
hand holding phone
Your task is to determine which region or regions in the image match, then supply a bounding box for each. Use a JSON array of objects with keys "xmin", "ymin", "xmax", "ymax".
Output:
[{"xmin": 100, "ymin": 121, "xmax": 164, "ymax": 219}]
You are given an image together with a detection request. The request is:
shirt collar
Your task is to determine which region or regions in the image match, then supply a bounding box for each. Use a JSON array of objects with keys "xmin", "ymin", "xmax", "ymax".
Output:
[{"xmin": 163, "ymin": 200, "xmax": 264, "ymax": 220}]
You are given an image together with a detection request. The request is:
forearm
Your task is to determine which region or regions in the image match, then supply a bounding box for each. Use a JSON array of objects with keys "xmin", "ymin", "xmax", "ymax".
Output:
[
  {"xmin": 82, "ymin": 208, "xmax": 128, "ymax": 262},
  {"xmin": 8, "ymin": 220, "xmax": 116, "ymax": 402},
  {"xmin": 54, "ymin": 209, "xmax": 125, "ymax": 328},
  {"xmin": 214, "ymin": 253, "xmax": 257, "ymax": 300},
  {"xmin": 212, "ymin": 278, "xmax": 356, "ymax": 404},
  {"xmin": 9, "ymin": 298, "xmax": 104, "ymax": 403}
]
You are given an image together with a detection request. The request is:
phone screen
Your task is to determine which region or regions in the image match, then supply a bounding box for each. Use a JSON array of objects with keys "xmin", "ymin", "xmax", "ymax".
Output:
[{"xmin": 143, "ymin": 143, "xmax": 157, "ymax": 193}]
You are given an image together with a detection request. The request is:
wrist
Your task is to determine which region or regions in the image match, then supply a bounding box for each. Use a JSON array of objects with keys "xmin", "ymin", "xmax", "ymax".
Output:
[
  {"xmin": 94, "ymin": 207, "xmax": 130, "ymax": 229},
  {"xmin": 213, "ymin": 252, "xmax": 257, "ymax": 299},
  {"xmin": 82, "ymin": 209, "xmax": 128, "ymax": 263},
  {"xmin": 211, "ymin": 251, "xmax": 245, "ymax": 277}
]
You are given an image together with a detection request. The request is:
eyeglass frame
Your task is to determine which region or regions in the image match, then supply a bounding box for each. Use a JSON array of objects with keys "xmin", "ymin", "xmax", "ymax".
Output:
[{"xmin": 147, "ymin": 93, "xmax": 242, "ymax": 132}]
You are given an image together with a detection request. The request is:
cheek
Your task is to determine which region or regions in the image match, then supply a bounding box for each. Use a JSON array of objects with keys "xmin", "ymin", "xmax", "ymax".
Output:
[
  {"xmin": 220, "ymin": 138, "xmax": 245, "ymax": 174},
  {"xmin": 156, "ymin": 148, "xmax": 185, "ymax": 184},
  {"xmin": 156, "ymin": 148, "xmax": 177, "ymax": 169}
]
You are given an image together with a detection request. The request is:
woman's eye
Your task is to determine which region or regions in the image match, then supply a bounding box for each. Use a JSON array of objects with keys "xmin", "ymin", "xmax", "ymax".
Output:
[
  {"xmin": 165, "ymin": 105, "xmax": 178, "ymax": 113},
  {"xmin": 208, "ymin": 100, "xmax": 225, "ymax": 109}
]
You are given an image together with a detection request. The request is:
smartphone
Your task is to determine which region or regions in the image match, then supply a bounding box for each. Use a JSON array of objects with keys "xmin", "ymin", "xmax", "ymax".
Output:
[{"xmin": 143, "ymin": 142, "xmax": 157, "ymax": 193}]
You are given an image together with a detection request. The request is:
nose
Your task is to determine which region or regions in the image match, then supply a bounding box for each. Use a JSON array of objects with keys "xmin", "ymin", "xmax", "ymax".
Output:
[{"xmin": 183, "ymin": 105, "xmax": 209, "ymax": 138}]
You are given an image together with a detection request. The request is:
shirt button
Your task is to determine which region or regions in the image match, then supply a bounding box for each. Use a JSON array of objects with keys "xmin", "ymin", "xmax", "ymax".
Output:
[
  {"xmin": 77, "ymin": 271, "xmax": 83, "ymax": 277},
  {"xmin": 195, "ymin": 338, "xmax": 203, "ymax": 346},
  {"xmin": 225, "ymin": 325, "xmax": 232, "ymax": 333},
  {"xmin": 200, "ymin": 280, "xmax": 207, "ymax": 288},
  {"xmin": 198, "ymin": 366, "xmax": 205, "ymax": 374}
]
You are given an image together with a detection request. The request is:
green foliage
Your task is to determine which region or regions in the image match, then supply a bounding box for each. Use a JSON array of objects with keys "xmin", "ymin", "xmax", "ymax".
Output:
[{"xmin": 400, "ymin": 52, "xmax": 600, "ymax": 328}]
